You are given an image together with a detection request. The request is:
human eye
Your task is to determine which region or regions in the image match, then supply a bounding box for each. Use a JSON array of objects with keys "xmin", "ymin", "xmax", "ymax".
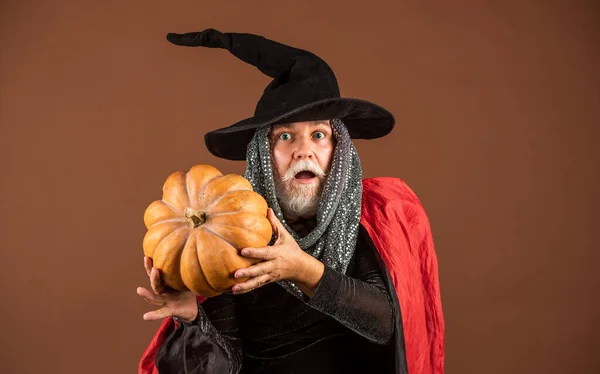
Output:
[
  {"xmin": 313, "ymin": 131, "xmax": 326, "ymax": 139},
  {"xmin": 279, "ymin": 132, "xmax": 292, "ymax": 141}
]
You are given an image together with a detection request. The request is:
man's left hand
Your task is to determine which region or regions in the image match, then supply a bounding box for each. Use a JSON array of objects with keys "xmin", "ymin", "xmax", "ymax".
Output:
[{"xmin": 232, "ymin": 208, "xmax": 324, "ymax": 296}]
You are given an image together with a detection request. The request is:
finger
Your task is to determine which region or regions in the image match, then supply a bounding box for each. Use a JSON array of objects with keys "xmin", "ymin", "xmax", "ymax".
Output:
[
  {"xmin": 150, "ymin": 268, "xmax": 165, "ymax": 294},
  {"xmin": 143, "ymin": 306, "xmax": 173, "ymax": 321},
  {"xmin": 234, "ymin": 261, "xmax": 274, "ymax": 279},
  {"xmin": 232, "ymin": 274, "xmax": 272, "ymax": 295},
  {"xmin": 266, "ymin": 208, "xmax": 280, "ymax": 231},
  {"xmin": 267, "ymin": 208, "xmax": 285, "ymax": 243},
  {"xmin": 144, "ymin": 257, "xmax": 153, "ymax": 277},
  {"xmin": 136, "ymin": 287, "xmax": 165, "ymax": 306},
  {"xmin": 241, "ymin": 246, "xmax": 275, "ymax": 261}
]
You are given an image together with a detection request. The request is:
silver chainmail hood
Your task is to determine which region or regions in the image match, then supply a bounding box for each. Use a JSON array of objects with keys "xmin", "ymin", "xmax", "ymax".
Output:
[{"xmin": 243, "ymin": 118, "xmax": 363, "ymax": 299}]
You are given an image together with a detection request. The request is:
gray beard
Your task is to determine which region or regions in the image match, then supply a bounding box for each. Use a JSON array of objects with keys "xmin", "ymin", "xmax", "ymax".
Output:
[{"xmin": 274, "ymin": 179, "xmax": 324, "ymax": 217}]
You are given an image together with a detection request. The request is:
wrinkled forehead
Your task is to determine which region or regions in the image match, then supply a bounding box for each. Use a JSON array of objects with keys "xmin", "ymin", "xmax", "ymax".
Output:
[{"xmin": 270, "ymin": 120, "xmax": 332, "ymax": 134}]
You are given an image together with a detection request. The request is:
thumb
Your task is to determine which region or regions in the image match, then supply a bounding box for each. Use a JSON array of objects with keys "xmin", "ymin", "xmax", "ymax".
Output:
[
  {"xmin": 143, "ymin": 306, "xmax": 173, "ymax": 321},
  {"xmin": 267, "ymin": 208, "xmax": 286, "ymax": 242}
]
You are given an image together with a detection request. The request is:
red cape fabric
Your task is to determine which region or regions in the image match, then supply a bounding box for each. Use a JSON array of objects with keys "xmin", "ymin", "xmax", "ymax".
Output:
[{"xmin": 138, "ymin": 177, "xmax": 445, "ymax": 374}]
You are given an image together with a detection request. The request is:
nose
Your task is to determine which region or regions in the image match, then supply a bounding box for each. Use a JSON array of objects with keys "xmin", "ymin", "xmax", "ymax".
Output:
[{"xmin": 293, "ymin": 136, "xmax": 314, "ymax": 160}]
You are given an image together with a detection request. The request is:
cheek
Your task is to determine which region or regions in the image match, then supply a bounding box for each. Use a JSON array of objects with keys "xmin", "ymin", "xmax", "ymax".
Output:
[
  {"xmin": 317, "ymin": 142, "xmax": 334, "ymax": 168},
  {"xmin": 271, "ymin": 147, "xmax": 290, "ymax": 176}
]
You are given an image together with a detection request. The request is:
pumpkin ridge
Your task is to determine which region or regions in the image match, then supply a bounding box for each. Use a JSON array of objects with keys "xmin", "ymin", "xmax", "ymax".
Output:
[
  {"xmin": 161, "ymin": 199, "xmax": 183, "ymax": 214},
  {"xmin": 185, "ymin": 165, "xmax": 224, "ymax": 209},
  {"xmin": 193, "ymin": 254, "xmax": 220, "ymax": 295},
  {"xmin": 197, "ymin": 228, "xmax": 237, "ymax": 292},
  {"xmin": 197, "ymin": 173, "xmax": 224, "ymax": 201},
  {"xmin": 204, "ymin": 186, "xmax": 253, "ymax": 211},
  {"xmin": 206, "ymin": 211, "xmax": 252, "ymax": 217},
  {"xmin": 152, "ymin": 226, "xmax": 190, "ymax": 291},
  {"xmin": 184, "ymin": 173, "xmax": 191, "ymax": 208},
  {"xmin": 154, "ymin": 226, "xmax": 188, "ymax": 257},
  {"xmin": 167, "ymin": 230, "xmax": 187, "ymax": 291},
  {"xmin": 149, "ymin": 217, "xmax": 189, "ymax": 228},
  {"xmin": 177, "ymin": 233, "xmax": 191, "ymax": 282},
  {"xmin": 201, "ymin": 224, "xmax": 260, "ymax": 252},
  {"xmin": 173, "ymin": 232, "xmax": 193, "ymax": 292},
  {"xmin": 180, "ymin": 230, "xmax": 220, "ymax": 296},
  {"xmin": 206, "ymin": 223, "xmax": 270, "ymax": 244},
  {"xmin": 163, "ymin": 171, "xmax": 191, "ymax": 211}
]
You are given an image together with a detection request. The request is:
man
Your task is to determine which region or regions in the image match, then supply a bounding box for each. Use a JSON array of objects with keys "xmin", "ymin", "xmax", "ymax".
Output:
[{"xmin": 137, "ymin": 29, "xmax": 444, "ymax": 374}]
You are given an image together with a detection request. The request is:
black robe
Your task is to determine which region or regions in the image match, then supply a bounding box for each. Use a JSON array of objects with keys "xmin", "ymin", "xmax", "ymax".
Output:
[{"xmin": 154, "ymin": 224, "xmax": 408, "ymax": 374}]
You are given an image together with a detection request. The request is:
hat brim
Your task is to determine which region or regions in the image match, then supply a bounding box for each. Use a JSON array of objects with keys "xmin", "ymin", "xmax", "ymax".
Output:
[{"xmin": 204, "ymin": 98, "xmax": 395, "ymax": 160}]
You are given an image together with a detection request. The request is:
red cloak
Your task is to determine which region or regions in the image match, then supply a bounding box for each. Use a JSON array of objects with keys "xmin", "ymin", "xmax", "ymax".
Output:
[{"xmin": 138, "ymin": 177, "xmax": 445, "ymax": 373}]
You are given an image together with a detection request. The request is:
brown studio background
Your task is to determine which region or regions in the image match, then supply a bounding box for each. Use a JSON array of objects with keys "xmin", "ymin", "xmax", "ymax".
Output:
[{"xmin": 1, "ymin": 0, "xmax": 599, "ymax": 373}]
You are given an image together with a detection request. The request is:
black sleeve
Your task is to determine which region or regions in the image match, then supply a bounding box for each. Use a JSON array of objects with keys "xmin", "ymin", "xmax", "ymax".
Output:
[
  {"xmin": 305, "ymin": 240, "xmax": 394, "ymax": 345},
  {"xmin": 156, "ymin": 293, "xmax": 243, "ymax": 374}
]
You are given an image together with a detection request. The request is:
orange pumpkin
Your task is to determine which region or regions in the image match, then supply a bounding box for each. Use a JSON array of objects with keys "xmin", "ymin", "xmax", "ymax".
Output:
[{"xmin": 142, "ymin": 164, "xmax": 272, "ymax": 297}]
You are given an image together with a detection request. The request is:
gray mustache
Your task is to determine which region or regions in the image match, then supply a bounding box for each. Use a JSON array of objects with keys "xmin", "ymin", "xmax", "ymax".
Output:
[{"xmin": 281, "ymin": 159, "xmax": 327, "ymax": 182}]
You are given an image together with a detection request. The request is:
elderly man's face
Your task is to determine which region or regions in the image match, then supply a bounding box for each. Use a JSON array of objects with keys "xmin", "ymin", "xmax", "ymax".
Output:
[{"xmin": 269, "ymin": 120, "xmax": 335, "ymax": 218}]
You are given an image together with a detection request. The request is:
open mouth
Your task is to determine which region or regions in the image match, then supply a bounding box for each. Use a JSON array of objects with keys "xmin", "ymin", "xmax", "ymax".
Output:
[{"xmin": 294, "ymin": 170, "xmax": 316, "ymax": 180}]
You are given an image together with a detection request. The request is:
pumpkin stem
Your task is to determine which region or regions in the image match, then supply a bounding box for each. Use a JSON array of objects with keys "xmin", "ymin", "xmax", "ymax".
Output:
[{"xmin": 184, "ymin": 208, "xmax": 206, "ymax": 228}]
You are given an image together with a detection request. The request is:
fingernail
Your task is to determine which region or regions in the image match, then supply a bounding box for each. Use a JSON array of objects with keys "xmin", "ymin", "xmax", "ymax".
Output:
[
  {"xmin": 242, "ymin": 249, "xmax": 249, "ymax": 256},
  {"xmin": 235, "ymin": 272, "xmax": 244, "ymax": 279}
]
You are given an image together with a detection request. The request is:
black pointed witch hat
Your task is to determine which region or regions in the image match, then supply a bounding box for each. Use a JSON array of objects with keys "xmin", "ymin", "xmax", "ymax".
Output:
[{"xmin": 166, "ymin": 28, "xmax": 395, "ymax": 160}]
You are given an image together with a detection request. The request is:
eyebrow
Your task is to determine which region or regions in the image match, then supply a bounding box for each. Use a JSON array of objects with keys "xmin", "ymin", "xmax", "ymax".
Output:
[{"xmin": 273, "ymin": 120, "xmax": 330, "ymax": 131}]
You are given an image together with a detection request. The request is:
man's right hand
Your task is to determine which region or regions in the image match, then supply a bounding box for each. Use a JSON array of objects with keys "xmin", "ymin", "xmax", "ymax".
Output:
[{"xmin": 137, "ymin": 256, "xmax": 199, "ymax": 323}]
